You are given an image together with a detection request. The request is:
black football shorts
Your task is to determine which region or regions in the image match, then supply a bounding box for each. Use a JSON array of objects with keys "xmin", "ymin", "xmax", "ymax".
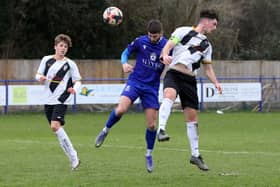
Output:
[{"xmin": 163, "ymin": 69, "xmax": 199, "ymax": 110}]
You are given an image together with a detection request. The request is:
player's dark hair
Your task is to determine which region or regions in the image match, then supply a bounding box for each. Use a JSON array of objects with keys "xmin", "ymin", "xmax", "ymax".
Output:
[
  {"xmin": 200, "ymin": 9, "xmax": 219, "ymax": 22},
  {"xmin": 54, "ymin": 34, "xmax": 72, "ymax": 47},
  {"xmin": 147, "ymin": 19, "xmax": 162, "ymax": 34}
]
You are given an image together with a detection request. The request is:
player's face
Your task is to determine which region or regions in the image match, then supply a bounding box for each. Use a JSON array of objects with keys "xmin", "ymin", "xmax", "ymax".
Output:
[
  {"xmin": 148, "ymin": 32, "xmax": 162, "ymax": 44},
  {"xmin": 204, "ymin": 19, "xmax": 218, "ymax": 34},
  {"xmin": 54, "ymin": 41, "xmax": 68, "ymax": 58}
]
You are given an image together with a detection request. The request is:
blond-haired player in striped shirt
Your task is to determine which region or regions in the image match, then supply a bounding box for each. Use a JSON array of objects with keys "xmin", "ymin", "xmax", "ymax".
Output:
[{"xmin": 35, "ymin": 34, "xmax": 82, "ymax": 170}]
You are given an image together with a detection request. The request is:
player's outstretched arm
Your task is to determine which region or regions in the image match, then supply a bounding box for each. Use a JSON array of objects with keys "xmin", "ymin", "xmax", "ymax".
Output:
[
  {"xmin": 120, "ymin": 48, "xmax": 133, "ymax": 73},
  {"xmin": 203, "ymin": 63, "xmax": 222, "ymax": 94},
  {"xmin": 160, "ymin": 40, "xmax": 175, "ymax": 65}
]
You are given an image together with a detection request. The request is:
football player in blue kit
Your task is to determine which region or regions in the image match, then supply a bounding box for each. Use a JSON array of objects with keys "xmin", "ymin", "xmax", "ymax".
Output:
[{"xmin": 95, "ymin": 19, "xmax": 168, "ymax": 173}]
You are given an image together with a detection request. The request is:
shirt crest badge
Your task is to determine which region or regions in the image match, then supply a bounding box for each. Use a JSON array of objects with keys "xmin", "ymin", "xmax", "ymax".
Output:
[
  {"xmin": 150, "ymin": 52, "xmax": 157, "ymax": 61},
  {"xmin": 63, "ymin": 64, "xmax": 68, "ymax": 71}
]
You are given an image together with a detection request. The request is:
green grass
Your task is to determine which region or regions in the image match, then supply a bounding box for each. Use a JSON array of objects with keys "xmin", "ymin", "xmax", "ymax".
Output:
[{"xmin": 0, "ymin": 112, "xmax": 280, "ymax": 187}]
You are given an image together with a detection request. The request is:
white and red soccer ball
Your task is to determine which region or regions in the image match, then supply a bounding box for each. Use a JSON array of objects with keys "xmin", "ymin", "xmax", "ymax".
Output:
[{"xmin": 103, "ymin": 6, "xmax": 123, "ymax": 26}]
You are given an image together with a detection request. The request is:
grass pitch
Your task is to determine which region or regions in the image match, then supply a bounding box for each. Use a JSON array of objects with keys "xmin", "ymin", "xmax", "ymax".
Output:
[{"xmin": 0, "ymin": 111, "xmax": 280, "ymax": 187}]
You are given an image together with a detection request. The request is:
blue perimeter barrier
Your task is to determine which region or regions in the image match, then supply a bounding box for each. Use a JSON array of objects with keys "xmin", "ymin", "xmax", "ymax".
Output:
[{"xmin": 1, "ymin": 76, "xmax": 280, "ymax": 114}]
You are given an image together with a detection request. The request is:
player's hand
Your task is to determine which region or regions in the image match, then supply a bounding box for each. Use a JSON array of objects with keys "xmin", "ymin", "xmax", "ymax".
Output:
[
  {"xmin": 215, "ymin": 83, "xmax": 223, "ymax": 94},
  {"xmin": 122, "ymin": 63, "xmax": 133, "ymax": 73},
  {"xmin": 160, "ymin": 55, "xmax": 172, "ymax": 65},
  {"xmin": 67, "ymin": 87, "xmax": 76, "ymax": 94},
  {"xmin": 39, "ymin": 75, "xmax": 47, "ymax": 83}
]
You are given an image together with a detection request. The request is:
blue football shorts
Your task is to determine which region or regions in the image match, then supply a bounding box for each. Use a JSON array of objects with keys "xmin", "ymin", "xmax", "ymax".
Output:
[{"xmin": 121, "ymin": 82, "xmax": 159, "ymax": 110}]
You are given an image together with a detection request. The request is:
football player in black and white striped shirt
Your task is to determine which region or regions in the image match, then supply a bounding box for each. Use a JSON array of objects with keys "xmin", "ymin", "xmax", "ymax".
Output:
[
  {"xmin": 35, "ymin": 34, "xmax": 82, "ymax": 170},
  {"xmin": 158, "ymin": 10, "xmax": 222, "ymax": 171}
]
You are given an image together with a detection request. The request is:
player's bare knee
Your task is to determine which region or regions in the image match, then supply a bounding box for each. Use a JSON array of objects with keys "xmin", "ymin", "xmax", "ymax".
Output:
[
  {"xmin": 51, "ymin": 126, "xmax": 59, "ymax": 132},
  {"xmin": 50, "ymin": 121, "xmax": 61, "ymax": 132},
  {"xmin": 115, "ymin": 106, "xmax": 127, "ymax": 115},
  {"xmin": 163, "ymin": 88, "xmax": 177, "ymax": 100}
]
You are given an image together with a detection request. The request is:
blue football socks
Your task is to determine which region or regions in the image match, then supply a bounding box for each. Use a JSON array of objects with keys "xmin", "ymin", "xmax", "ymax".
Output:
[
  {"xmin": 105, "ymin": 109, "xmax": 121, "ymax": 129},
  {"xmin": 145, "ymin": 128, "xmax": 157, "ymax": 150}
]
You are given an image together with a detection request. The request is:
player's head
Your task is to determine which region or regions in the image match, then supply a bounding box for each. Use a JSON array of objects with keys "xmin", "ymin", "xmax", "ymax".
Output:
[
  {"xmin": 54, "ymin": 34, "xmax": 72, "ymax": 57},
  {"xmin": 146, "ymin": 19, "xmax": 163, "ymax": 43},
  {"xmin": 55, "ymin": 34, "xmax": 72, "ymax": 48},
  {"xmin": 198, "ymin": 9, "xmax": 219, "ymax": 34}
]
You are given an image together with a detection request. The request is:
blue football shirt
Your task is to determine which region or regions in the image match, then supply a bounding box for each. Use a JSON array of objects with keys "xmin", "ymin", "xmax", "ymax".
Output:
[{"xmin": 125, "ymin": 35, "xmax": 168, "ymax": 89}]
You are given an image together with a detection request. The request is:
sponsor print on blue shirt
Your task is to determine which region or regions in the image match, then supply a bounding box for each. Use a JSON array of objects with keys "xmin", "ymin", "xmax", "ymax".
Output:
[{"xmin": 126, "ymin": 35, "xmax": 168, "ymax": 89}]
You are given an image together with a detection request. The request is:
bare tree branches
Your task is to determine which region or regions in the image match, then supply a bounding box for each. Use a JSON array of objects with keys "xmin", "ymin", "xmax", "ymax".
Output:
[{"xmin": 0, "ymin": 0, "xmax": 280, "ymax": 60}]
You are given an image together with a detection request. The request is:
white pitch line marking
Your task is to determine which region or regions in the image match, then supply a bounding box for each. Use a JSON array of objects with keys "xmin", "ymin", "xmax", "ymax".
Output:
[
  {"xmin": 102, "ymin": 144, "xmax": 280, "ymax": 156},
  {"xmin": 7, "ymin": 140, "xmax": 280, "ymax": 156}
]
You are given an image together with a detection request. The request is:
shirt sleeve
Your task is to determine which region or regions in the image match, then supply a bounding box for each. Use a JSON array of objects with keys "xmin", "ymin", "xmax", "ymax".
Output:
[
  {"xmin": 120, "ymin": 48, "xmax": 129, "ymax": 64},
  {"xmin": 36, "ymin": 56, "xmax": 47, "ymax": 75},
  {"xmin": 70, "ymin": 61, "xmax": 82, "ymax": 82},
  {"xmin": 202, "ymin": 43, "xmax": 213, "ymax": 64},
  {"xmin": 120, "ymin": 37, "xmax": 140, "ymax": 64},
  {"xmin": 170, "ymin": 27, "xmax": 187, "ymax": 45},
  {"xmin": 126, "ymin": 37, "xmax": 140, "ymax": 54}
]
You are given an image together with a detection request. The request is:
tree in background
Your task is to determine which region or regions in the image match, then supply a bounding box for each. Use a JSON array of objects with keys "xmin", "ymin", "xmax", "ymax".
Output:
[
  {"xmin": 1, "ymin": 0, "xmax": 126, "ymax": 59},
  {"xmin": 1, "ymin": 0, "xmax": 280, "ymax": 60},
  {"xmin": 238, "ymin": 0, "xmax": 280, "ymax": 60}
]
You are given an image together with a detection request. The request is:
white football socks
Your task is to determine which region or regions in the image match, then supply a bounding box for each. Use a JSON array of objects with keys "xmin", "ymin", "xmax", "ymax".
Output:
[
  {"xmin": 158, "ymin": 98, "xmax": 174, "ymax": 131},
  {"xmin": 102, "ymin": 127, "xmax": 109, "ymax": 133},
  {"xmin": 56, "ymin": 127, "xmax": 77, "ymax": 161},
  {"xmin": 146, "ymin": 149, "xmax": 153, "ymax": 156},
  {"xmin": 187, "ymin": 121, "xmax": 200, "ymax": 157}
]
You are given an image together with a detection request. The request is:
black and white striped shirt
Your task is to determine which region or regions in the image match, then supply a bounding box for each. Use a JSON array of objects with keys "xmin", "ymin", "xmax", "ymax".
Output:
[
  {"xmin": 36, "ymin": 55, "xmax": 81, "ymax": 104},
  {"xmin": 169, "ymin": 26, "xmax": 213, "ymax": 75}
]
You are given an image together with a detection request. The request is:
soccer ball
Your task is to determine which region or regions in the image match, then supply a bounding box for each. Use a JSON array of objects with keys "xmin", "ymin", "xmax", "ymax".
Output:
[{"xmin": 103, "ymin": 6, "xmax": 123, "ymax": 26}]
